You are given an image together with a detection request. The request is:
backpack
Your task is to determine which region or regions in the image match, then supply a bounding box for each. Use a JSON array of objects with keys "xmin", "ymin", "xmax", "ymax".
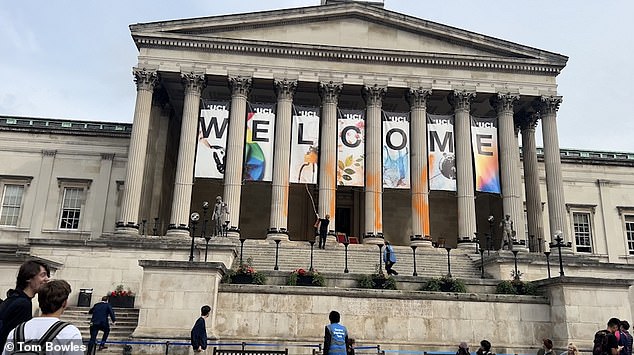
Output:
[
  {"xmin": 594, "ymin": 330, "xmax": 611, "ymax": 355},
  {"xmin": 11, "ymin": 321, "xmax": 69, "ymax": 355}
]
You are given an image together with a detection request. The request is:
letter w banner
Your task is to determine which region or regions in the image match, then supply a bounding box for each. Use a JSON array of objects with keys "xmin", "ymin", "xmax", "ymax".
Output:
[
  {"xmin": 195, "ymin": 100, "xmax": 229, "ymax": 179},
  {"xmin": 382, "ymin": 111, "xmax": 410, "ymax": 189},
  {"xmin": 290, "ymin": 106, "xmax": 320, "ymax": 184},
  {"xmin": 243, "ymin": 103, "xmax": 276, "ymax": 182},
  {"xmin": 337, "ymin": 109, "xmax": 365, "ymax": 186},
  {"xmin": 471, "ymin": 116, "xmax": 501, "ymax": 193},
  {"xmin": 427, "ymin": 114, "xmax": 456, "ymax": 191}
]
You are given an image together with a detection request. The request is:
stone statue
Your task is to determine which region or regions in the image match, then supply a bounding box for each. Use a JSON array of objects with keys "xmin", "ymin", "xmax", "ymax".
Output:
[
  {"xmin": 500, "ymin": 214, "xmax": 515, "ymax": 250},
  {"xmin": 212, "ymin": 196, "xmax": 229, "ymax": 237}
]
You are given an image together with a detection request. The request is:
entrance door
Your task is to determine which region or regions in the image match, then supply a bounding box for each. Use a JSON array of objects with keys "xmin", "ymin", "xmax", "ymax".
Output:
[{"xmin": 336, "ymin": 207, "xmax": 351, "ymax": 238}]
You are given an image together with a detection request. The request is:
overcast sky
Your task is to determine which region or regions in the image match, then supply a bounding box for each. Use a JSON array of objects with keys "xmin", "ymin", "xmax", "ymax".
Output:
[{"xmin": 1, "ymin": 1, "xmax": 632, "ymax": 152}]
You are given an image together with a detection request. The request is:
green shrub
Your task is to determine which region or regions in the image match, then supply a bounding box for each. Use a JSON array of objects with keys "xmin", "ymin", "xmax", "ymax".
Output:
[
  {"xmin": 496, "ymin": 280, "xmax": 538, "ymax": 295},
  {"xmin": 421, "ymin": 276, "xmax": 467, "ymax": 293},
  {"xmin": 357, "ymin": 268, "xmax": 397, "ymax": 290}
]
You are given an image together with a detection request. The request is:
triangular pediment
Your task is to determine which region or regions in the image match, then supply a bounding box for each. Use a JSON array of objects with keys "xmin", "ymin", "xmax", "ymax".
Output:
[{"xmin": 131, "ymin": 3, "xmax": 567, "ymax": 66}]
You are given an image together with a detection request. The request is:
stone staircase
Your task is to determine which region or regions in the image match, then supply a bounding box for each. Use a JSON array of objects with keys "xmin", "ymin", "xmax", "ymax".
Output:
[
  {"xmin": 237, "ymin": 239, "xmax": 484, "ymax": 279},
  {"xmin": 61, "ymin": 307, "xmax": 139, "ymax": 353}
]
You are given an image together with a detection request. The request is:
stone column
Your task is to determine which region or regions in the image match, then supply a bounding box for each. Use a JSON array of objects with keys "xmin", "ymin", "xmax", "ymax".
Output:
[
  {"xmin": 362, "ymin": 84, "xmax": 386, "ymax": 243},
  {"xmin": 520, "ymin": 113, "xmax": 545, "ymax": 252},
  {"xmin": 406, "ymin": 88, "xmax": 433, "ymax": 247},
  {"xmin": 450, "ymin": 91, "xmax": 477, "ymax": 242},
  {"xmin": 166, "ymin": 72, "xmax": 206, "ymax": 237},
  {"xmin": 91, "ymin": 153, "xmax": 115, "ymax": 239},
  {"xmin": 317, "ymin": 81, "xmax": 342, "ymax": 237},
  {"xmin": 540, "ymin": 96, "xmax": 570, "ymax": 245},
  {"xmin": 29, "ymin": 150, "xmax": 57, "ymax": 238},
  {"xmin": 493, "ymin": 93, "xmax": 527, "ymax": 250},
  {"xmin": 267, "ymin": 79, "xmax": 297, "ymax": 241},
  {"xmin": 223, "ymin": 76, "xmax": 252, "ymax": 237},
  {"xmin": 117, "ymin": 67, "xmax": 157, "ymax": 233}
]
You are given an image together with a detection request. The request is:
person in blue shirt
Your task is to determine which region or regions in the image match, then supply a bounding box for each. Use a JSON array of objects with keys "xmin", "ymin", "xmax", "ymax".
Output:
[
  {"xmin": 87, "ymin": 296, "xmax": 116, "ymax": 352},
  {"xmin": 383, "ymin": 241, "xmax": 398, "ymax": 275},
  {"xmin": 324, "ymin": 310, "xmax": 348, "ymax": 355},
  {"xmin": 191, "ymin": 305, "xmax": 211, "ymax": 353}
]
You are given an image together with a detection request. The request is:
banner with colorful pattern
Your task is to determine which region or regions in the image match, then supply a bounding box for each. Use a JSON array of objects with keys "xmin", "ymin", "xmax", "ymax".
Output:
[
  {"xmin": 337, "ymin": 109, "xmax": 365, "ymax": 186},
  {"xmin": 195, "ymin": 101, "xmax": 229, "ymax": 179},
  {"xmin": 243, "ymin": 103, "xmax": 276, "ymax": 182},
  {"xmin": 471, "ymin": 116, "xmax": 501, "ymax": 193},
  {"xmin": 427, "ymin": 114, "xmax": 456, "ymax": 191},
  {"xmin": 290, "ymin": 106, "xmax": 320, "ymax": 184},
  {"xmin": 382, "ymin": 111, "xmax": 410, "ymax": 189}
]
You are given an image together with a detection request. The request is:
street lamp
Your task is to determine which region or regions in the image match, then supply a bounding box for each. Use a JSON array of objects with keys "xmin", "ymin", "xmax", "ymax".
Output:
[
  {"xmin": 188, "ymin": 212, "xmax": 200, "ymax": 262},
  {"xmin": 377, "ymin": 243, "xmax": 384, "ymax": 274},
  {"xmin": 544, "ymin": 251, "xmax": 551, "ymax": 278},
  {"xmin": 273, "ymin": 239, "xmax": 281, "ymax": 271},
  {"xmin": 201, "ymin": 202, "xmax": 211, "ymax": 262},
  {"xmin": 343, "ymin": 241, "xmax": 350, "ymax": 273},
  {"xmin": 479, "ymin": 247, "xmax": 485, "ymax": 279},
  {"xmin": 411, "ymin": 245, "xmax": 418, "ymax": 276},
  {"xmin": 239, "ymin": 238, "xmax": 246, "ymax": 266},
  {"xmin": 445, "ymin": 247, "xmax": 452, "ymax": 278},
  {"xmin": 550, "ymin": 231, "xmax": 566, "ymax": 277},
  {"xmin": 487, "ymin": 215, "xmax": 495, "ymax": 255},
  {"xmin": 308, "ymin": 240, "xmax": 315, "ymax": 272},
  {"xmin": 512, "ymin": 250, "xmax": 519, "ymax": 280}
]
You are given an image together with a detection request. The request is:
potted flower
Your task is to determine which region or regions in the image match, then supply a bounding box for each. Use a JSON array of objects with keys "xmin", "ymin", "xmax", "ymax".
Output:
[
  {"xmin": 223, "ymin": 257, "xmax": 266, "ymax": 285},
  {"xmin": 108, "ymin": 284, "xmax": 135, "ymax": 308},
  {"xmin": 357, "ymin": 266, "xmax": 397, "ymax": 290},
  {"xmin": 287, "ymin": 268, "xmax": 325, "ymax": 287}
]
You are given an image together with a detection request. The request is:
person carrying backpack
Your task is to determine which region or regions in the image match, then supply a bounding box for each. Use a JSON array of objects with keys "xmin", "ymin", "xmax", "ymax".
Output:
[
  {"xmin": 594, "ymin": 317, "xmax": 623, "ymax": 355},
  {"xmin": 2, "ymin": 280, "xmax": 83, "ymax": 355},
  {"xmin": 619, "ymin": 320, "xmax": 633, "ymax": 355}
]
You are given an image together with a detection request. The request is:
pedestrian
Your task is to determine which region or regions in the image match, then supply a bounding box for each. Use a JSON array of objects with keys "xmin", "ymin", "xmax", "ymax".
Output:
[
  {"xmin": 593, "ymin": 317, "xmax": 622, "ymax": 355},
  {"xmin": 2, "ymin": 279, "xmax": 83, "ymax": 355},
  {"xmin": 0, "ymin": 260, "xmax": 50, "ymax": 350},
  {"xmin": 560, "ymin": 343, "xmax": 579, "ymax": 355},
  {"xmin": 457, "ymin": 342, "xmax": 470, "ymax": 355},
  {"xmin": 476, "ymin": 340, "xmax": 493, "ymax": 355},
  {"xmin": 619, "ymin": 320, "xmax": 633, "ymax": 355},
  {"xmin": 346, "ymin": 338, "xmax": 355, "ymax": 355},
  {"xmin": 314, "ymin": 215, "xmax": 330, "ymax": 249},
  {"xmin": 383, "ymin": 241, "xmax": 398, "ymax": 275},
  {"xmin": 87, "ymin": 296, "xmax": 116, "ymax": 352},
  {"xmin": 324, "ymin": 310, "xmax": 348, "ymax": 355},
  {"xmin": 191, "ymin": 305, "xmax": 211, "ymax": 353}
]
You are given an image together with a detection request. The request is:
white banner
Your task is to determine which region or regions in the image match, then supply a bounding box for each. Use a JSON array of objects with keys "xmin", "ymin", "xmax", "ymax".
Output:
[
  {"xmin": 290, "ymin": 106, "xmax": 320, "ymax": 184},
  {"xmin": 427, "ymin": 114, "xmax": 456, "ymax": 191},
  {"xmin": 195, "ymin": 101, "xmax": 229, "ymax": 179},
  {"xmin": 471, "ymin": 116, "xmax": 501, "ymax": 193},
  {"xmin": 244, "ymin": 103, "xmax": 276, "ymax": 182},
  {"xmin": 382, "ymin": 111, "xmax": 410, "ymax": 189},
  {"xmin": 337, "ymin": 109, "xmax": 365, "ymax": 186}
]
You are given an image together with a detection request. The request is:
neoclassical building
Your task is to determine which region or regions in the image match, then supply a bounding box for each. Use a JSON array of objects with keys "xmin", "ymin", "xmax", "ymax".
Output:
[{"xmin": 2, "ymin": 1, "xmax": 634, "ymax": 351}]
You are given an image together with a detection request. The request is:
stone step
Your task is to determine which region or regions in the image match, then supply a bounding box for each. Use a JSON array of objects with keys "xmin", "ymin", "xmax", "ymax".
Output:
[{"xmin": 60, "ymin": 307, "xmax": 139, "ymax": 343}]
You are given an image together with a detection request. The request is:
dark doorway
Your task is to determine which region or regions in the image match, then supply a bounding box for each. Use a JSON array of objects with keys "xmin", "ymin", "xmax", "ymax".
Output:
[{"xmin": 336, "ymin": 207, "xmax": 351, "ymax": 237}]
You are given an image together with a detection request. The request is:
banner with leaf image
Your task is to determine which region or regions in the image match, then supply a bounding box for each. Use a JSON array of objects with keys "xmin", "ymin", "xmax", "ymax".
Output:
[
  {"xmin": 290, "ymin": 106, "xmax": 320, "ymax": 184},
  {"xmin": 337, "ymin": 109, "xmax": 365, "ymax": 186}
]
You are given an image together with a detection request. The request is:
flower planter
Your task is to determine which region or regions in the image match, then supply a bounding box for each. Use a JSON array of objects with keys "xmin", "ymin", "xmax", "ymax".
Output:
[
  {"xmin": 231, "ymin": 274, "xmax": 255, "ymax": 284},
  {"xmin": 109, "ymin": 295, "xmax": 135, "ymax": 308}
]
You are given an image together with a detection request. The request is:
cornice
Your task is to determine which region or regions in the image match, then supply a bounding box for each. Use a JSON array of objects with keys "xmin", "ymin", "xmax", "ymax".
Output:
[{"xmin": 133, "ymin": 34, "xmax": 564, "ymax": 76}]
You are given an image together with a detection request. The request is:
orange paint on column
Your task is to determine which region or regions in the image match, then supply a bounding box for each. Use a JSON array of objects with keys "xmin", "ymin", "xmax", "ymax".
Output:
[
  {"xmin": 282, "ymin": 185, "xmax": 289, "ymax": 218},
  {"xmin": 421, "ymin": 163, "xmax": 430, "ymax": 235}
]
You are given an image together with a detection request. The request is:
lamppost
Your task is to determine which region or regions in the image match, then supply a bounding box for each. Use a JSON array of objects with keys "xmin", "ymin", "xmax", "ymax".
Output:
[
  {"xmin": 273, "ymin": 239, "xmax": 281, "ymax": 271},
  {"xmin": 551, "ymin": 231, "xmax": 566, "ymax": 277},
  {"xmin": 479, "ymin": 247, "xmax": 485, "ymax": 279},
  {"xmin": 487, "ymin": 215, "xmax": 495, "ymax": 254},
  {"xmin": 411, "ymin": 245, "xmax": 418, "ymax": 276},
  {"xmin": 188, "ymin": 212, "xmax": 200, "ymax": 262},
  {"xmin": 141, "ymin": 219, "xmax": 147, "ymax": 237},
  {"xmin": 343, "ymin": 241, "xmax": 350, "ymax": 273},
  {"xmin": 239, "ymin": 238, "xmax": 246, "ymax": 266},
  {"xmin": 445, "ymin": 247, "xmax": 452, "ymax": 278},
  {"xmin": 473, "ymin": 233, "xmax": 479, "ymax": 254},
  {"xmin": 152, "ymin": 217, "xmax": 159, "ymax": 236},
  {"xmin": 201, "ymin": 202, "xmax": 211, "ymax": 262},
  {"xmin": 512, "ymin": 250, "xmax": 520, "ymax": 280},
  {"xmin": 308, "ymin": 240, "xmax": 315, "ymax": 272},
  {"xmin": 377, "ymin": 244, "xmax": 384, "ymax": 274},
  {"xmin": 544, "ymin": 251, "xmax": 551, "ymax": 278}
]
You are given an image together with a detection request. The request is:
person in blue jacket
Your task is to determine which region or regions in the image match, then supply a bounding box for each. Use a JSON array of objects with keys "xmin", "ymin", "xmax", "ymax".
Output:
[
  {"xmin": 191, "ymin": 305, "xmax": 211, "ymax": 353},
  {"xmin": 324, "ymin": 310, "xmax": 348, "ymax": 355},
  {"xmin": 383, "ymin": 240, "xmax": 398, "ymax": 275},
  {"xmin": 88, "ymin": 296, "xmax": 116, "ymax": 352}
]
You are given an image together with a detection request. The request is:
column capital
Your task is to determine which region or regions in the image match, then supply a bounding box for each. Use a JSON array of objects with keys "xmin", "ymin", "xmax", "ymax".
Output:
[
  {"xmin": 406, "ymin": 88, "xmax": 432, "ymax": 109},
  {"xmin": 42, "ymin": 149, "xmax": 57, "ymax": 157},
  {"xmin": 518, "ymin": 112, "xmax": 540, "ymax": 131},
  {"xmin": 101, "ymin": 153, "xmax": 115, "ymax": 161},
  {"xmin": 133, "ymin": 67, "xmax": 158, "ymax": 92},
  {"xmin": 228, "ymin": 76, "xmax": 252, "ymax": 97},
  {"xmin": 492, "ymin": 93, "xmax": 520, "ymax": 114},
  {"xmin": 274, "ymin": 78, "xmax": 297, "ymax": 101},
  {"xmin": 319, "ymin": 81, "xmax": 342, "ymax": 105},
  {"xmin": 539, "ymin": 95, "xmax": 563, "ymax": 115},
  {"xmin": 362, "ymin": 84, "xmax": 387, "ymax": 107},
  {"xmin": 181, "ymin": 72, "xmax": 206, "ymax": 95},
  {"xmin": 449, "ymin": 91, "xmax": 476, "ymax": 112}
]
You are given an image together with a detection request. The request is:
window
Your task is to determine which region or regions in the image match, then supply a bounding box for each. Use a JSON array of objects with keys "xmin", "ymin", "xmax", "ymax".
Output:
[
  {"xmin": 0, "ymin": 184, "xmax": 24, "ymax": 226},
  {"xmin": 573, "ymin": 212, "xmax": 592, "ymax": 253},
  {"xmin": 626, "ymin": 216, "xmax": 634, "ymax": 255},
  {"xmin": 59, "ymin": 187, "xmax": 84, "ymax": 230}
]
